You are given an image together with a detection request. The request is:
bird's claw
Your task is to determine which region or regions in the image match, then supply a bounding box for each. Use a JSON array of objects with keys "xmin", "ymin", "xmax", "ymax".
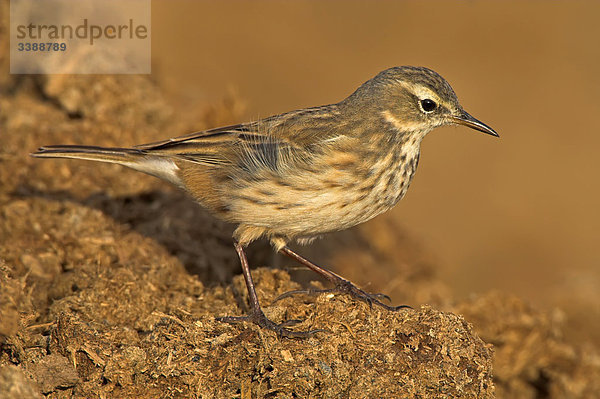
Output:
[
  {"xmin": 273, "ymin": 281, "xmax": 410, "ymax": 312},
  {"xmin": 216, "ymin": 310, "xmax": 325, "ymax": 338}
]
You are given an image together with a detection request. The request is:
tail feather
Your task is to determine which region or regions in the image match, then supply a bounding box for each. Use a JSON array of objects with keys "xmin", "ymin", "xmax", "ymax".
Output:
[
  {"xmin": 32, "ymin": 145, "xmax": 144, "ymax": 163},
  {"xmin": 31, "ymin": 145, "xmax": 183, "ymax": 187}
]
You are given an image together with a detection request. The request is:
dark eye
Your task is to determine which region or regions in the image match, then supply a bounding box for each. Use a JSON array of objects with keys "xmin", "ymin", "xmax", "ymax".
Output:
[{"xmin": 420, "ymin": 99, "xmax": 437, "ymax": 113}]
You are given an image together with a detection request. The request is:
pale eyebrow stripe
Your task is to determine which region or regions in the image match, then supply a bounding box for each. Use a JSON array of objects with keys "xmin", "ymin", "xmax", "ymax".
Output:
[
  {"xmin": 393, "ymin": 79, "xmax": 456, "ymax": 111},
  {"xmin": 394, "ymin": 79, "xmax": 439, "ymax": 101}
]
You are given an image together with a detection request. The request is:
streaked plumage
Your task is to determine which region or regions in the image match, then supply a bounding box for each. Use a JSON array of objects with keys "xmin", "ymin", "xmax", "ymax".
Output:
[{"xmin": 33, "ymin": 66, "xmax": 498, "ymax": 337}]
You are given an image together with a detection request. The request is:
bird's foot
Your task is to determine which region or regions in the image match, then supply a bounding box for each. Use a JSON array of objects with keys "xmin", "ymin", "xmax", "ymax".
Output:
[
  {"xmin": 216, "ymin": 309, "xmax": 325, "ymax": 338},
  {"xmin": 274, "ymin": 281, "xmax": 411, "ymax": 312}
]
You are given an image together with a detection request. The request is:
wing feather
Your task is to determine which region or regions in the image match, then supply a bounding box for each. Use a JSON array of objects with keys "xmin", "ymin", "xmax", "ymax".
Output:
[{"xmin": 133, "ymin": 104, "xmax": 345, "ymax": 168}]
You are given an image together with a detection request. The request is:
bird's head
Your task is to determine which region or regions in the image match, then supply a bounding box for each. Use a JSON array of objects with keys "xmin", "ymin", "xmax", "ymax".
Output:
[{"xmin": 345, "ymin": 66, "xmax": 498, "ymax": 139}]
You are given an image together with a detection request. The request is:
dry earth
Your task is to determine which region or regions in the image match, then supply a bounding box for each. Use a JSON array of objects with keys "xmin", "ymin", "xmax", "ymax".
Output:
[{"xmin": 1, "ymin": 11, "xmax": 600, "ymax": 397}]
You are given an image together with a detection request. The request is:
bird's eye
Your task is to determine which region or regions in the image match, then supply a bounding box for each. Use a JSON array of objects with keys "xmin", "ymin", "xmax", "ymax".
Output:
[{"xmin": 420, "ymin": 99, "xmax": 437, "ymax": 113}]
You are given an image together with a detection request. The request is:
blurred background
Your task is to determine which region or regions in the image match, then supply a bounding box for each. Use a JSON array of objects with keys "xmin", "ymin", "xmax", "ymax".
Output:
[{"xmin": 148, "ymin": 0, "xmax": 600, "ymax": 343}]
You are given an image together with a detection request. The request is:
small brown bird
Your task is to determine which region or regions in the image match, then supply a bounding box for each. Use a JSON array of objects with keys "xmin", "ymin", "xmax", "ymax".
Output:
[{"xmin": 33, "ymin": 66, "xmax": 498, "ymax": 337}]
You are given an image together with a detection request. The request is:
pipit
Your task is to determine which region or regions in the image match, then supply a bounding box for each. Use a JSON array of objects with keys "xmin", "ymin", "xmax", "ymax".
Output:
[{"xmin": 33, "ymin": 66, "xmax": 498, "ymax": 337}]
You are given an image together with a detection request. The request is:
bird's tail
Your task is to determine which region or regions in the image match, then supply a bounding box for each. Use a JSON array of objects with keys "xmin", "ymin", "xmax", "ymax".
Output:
[
  {"xmin": 31, "ymin": 145, "xmax": 183, "ymax": 186},
  {"xmin": 32, "ymin": 145, "xmax": 144, "ymax": 163}
]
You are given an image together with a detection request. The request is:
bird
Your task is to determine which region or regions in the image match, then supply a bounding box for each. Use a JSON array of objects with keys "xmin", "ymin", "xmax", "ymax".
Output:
[{"xmin": 32, "ymin": 66, "xmax": 498, "ymax": 338}]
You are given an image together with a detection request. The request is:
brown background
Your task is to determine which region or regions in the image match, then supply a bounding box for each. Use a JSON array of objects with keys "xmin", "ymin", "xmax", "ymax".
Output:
[{"xmin": 149, "ymin": 0, "xmax": 600, "ymax": 343}]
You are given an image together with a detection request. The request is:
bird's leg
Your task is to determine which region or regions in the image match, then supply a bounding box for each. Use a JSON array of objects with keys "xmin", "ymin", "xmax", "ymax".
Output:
[
  {"xmin": 216, "ymin": 240, "xmax": 324, "ymax": 338},
  {"xmin": 276, "ymin": 246, "xmax": 410, "ymax": 312}
]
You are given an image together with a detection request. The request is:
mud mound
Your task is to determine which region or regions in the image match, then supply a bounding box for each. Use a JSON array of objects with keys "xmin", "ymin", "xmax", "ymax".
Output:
[{"xmin": 1, "ymin": 62, "xmax": 599, "ymax": 397}]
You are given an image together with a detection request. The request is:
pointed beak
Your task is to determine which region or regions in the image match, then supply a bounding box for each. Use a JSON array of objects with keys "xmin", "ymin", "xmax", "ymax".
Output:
[{"xmin": 450, "ymin": 110, "xmax": 499, "ymax": 137}]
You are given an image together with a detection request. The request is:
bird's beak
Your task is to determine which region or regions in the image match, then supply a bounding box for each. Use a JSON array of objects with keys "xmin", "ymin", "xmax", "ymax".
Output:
[{"xmin": 450, "ymin": 110, "xmax": 499, "ymax": 137}]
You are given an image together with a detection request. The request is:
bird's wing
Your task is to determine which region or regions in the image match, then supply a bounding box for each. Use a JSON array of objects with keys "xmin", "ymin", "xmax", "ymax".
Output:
[
  {"xmin": 134, "ymin": 122, "xmax": 258, "ymax": 166},
  {"xmin": 135, "ymin": 105, "xmax": 346, "ymax": 169}
]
